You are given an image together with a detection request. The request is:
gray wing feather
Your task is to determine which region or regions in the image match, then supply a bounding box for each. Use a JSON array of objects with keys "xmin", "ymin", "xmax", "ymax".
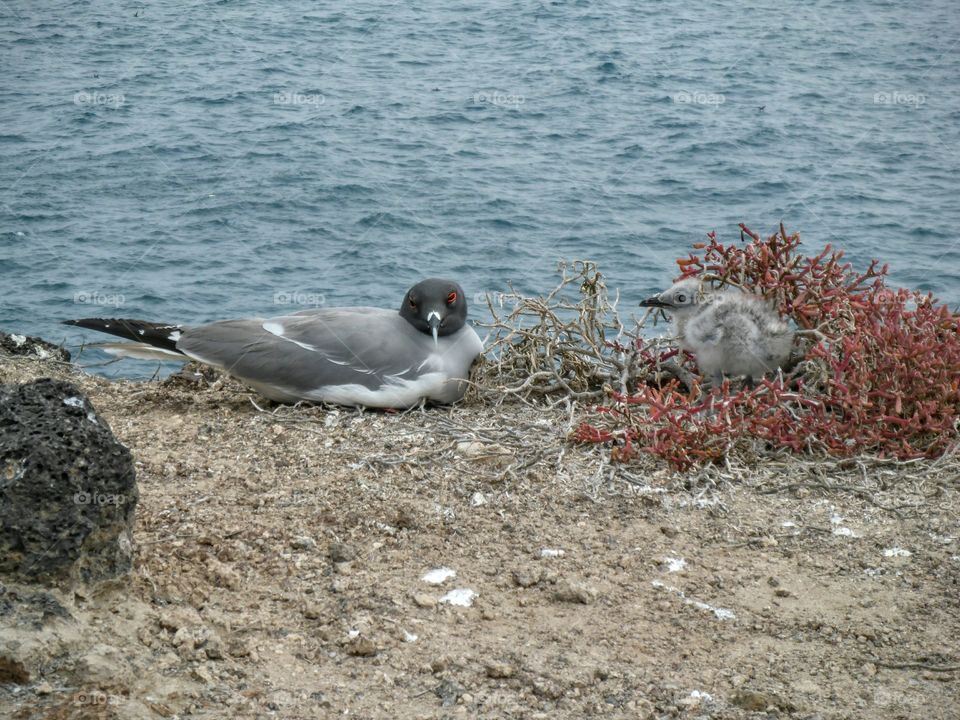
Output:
[{"xmin": 177, "ymin": 308, "xmax": 430, "ymax": 395}]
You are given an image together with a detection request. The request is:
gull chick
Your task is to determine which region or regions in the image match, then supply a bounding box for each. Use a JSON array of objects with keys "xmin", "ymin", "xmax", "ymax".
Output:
[{"xmin": 640, "ymin": 277, "xmax": 794, "ymax": 387}]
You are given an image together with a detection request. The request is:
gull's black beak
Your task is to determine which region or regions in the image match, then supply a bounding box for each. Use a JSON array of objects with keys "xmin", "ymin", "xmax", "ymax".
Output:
[
  {"xmin": 427, "ymin": 311, "xmax": 441, "ymax": 348},
  {"xmin": 639, "ymin": 295, "xmax": 669, "ymax": 308}
]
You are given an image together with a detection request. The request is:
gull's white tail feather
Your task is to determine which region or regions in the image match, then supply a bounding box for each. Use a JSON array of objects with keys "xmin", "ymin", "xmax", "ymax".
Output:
[{"xmin": 94, "ymin": 342, "xmax": 187, "ymax": 361}]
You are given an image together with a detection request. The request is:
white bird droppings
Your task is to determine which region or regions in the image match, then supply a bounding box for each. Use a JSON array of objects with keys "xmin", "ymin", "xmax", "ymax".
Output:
[
  {"xmin": 706, "ymin": 605, "xmax": 736, "ymax": 621},
  {"xmin": 832, "ymin": 527, "xmax": 858, "ymax": 537},
  {"xmin": 830, "ymin": 511, "xmax": 859, "ymax": 538},
  {"xmin": 403, "ymin": 630, "xmax": 418, "ymax": 643},
  {"xmin": 540, "ymin": 548, "xmax": 565, "ymax": 558},
  {"xmin": 883, "ymin": 547, "xmax": 912, "ymax": 558},
  {"xmin": 439, "ymin": 588, "xmax": 477, "ymax": 607},
  {"xmin": 692, "ymin": 496, "xmax": 722, "ymax": 509},
  {"xmin": 10, "ymin": 334, "xmax": 26, "ymax": 346},
  {"xmin": 63, "ymin": 396, "xmax": 97, "ymax": 423},
  {"xmin": 651, "ymin": 580, "xmax": 735, "ymax": 621},
  {"xmin": 421, "ymin": 567, "xmax": 456, "ymax": 585},
  {"xmin": 470, "ymin": 491, "xmax": 486, "ymax": 507},
  {"xmin": 664, "ymin": 557, "xmax": 687, "ymax": 573}
]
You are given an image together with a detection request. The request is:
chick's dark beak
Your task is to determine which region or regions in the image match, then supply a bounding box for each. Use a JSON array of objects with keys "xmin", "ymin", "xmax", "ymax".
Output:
[{"xmin": 639, "ymin": 295, "xmax": 669, "ymax": 308}]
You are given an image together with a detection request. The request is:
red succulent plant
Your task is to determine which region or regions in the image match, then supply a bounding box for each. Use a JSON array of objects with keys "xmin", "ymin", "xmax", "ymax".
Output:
[{"xmin": 574, "ymin": 224, "xmax": 960, "ymax": 470}]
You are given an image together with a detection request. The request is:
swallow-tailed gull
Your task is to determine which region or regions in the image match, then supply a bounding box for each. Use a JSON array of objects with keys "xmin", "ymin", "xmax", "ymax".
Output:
[
  {"xmin": 640, "ymin": 277, "xmax": 794, "ymax": 386},
  {"xmin": 64, "ymin": 279, "xmax": 483, "ymax": 408}
]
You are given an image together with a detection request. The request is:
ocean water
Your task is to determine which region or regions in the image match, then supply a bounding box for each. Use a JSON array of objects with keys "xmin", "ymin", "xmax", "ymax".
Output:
[{"xmin": 2, "ymin": 1, "xmax": 958, "ymax": 376}]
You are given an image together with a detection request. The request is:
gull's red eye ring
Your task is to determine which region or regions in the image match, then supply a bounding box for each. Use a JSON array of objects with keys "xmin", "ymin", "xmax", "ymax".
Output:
[
  {"xmin": 408, "ymin": 297, "xmax": 417, "ymax": 309},
  {"xmin": 446, "ymin": 291, "xmax": 457, "ymax": 305}
]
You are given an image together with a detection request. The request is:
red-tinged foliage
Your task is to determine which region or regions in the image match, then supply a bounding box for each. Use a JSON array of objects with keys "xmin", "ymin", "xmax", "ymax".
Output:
[
  {"xmin": 574, "ymin": 424, "xmax": 614, "ymax": 443},
  {"xmin": 574, "ymin": 224, "xmax": 960, "ymax": 470},
  {"xmin": 802, "ymin": 286, "xmax": 960, "ymax": 458}
]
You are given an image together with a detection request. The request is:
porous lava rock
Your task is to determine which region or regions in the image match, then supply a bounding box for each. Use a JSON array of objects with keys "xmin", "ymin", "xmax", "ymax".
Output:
[
  {"xmin": 0, "ymin": 331, "xmax": 70, "ymax": 362},
  {"xmin": 0, "ymin": 378, "xmax": 136, "ymax": 586}
]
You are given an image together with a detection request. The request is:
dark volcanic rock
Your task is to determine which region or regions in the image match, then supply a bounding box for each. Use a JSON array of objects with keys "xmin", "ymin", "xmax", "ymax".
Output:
[
  {"xmin": 0, "ymin": 583, "xmax": 72, "ymax": 629},
  {"xmin": 0, "ymin": 378, "xmax": 136, "ymax": 586},
  {"xmin": 0, "ymin": 331, "xmax": 70, "ymax": 362}
]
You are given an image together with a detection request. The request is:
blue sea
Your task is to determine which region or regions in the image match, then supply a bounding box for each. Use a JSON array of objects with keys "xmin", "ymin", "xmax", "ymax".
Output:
[{"xmin": 2, "ymin": 1, "xmax": 959, "ymax": 376}]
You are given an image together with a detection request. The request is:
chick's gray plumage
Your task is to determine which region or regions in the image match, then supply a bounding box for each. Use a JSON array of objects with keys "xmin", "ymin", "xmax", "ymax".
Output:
[{"xmin": 640, "ymin": 277, "xmax": 794, "ymax": 386}]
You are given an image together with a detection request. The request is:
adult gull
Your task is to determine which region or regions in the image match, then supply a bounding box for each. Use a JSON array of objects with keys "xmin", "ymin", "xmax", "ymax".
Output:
[{"xmin": 64, "ymin": 279, "xmax": 484, "ymax": 408}]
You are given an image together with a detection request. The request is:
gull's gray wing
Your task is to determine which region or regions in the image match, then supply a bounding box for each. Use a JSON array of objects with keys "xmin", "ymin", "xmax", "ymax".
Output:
[{"xmin": 176, "ymin": 308, "xmax": 433, "ymax": 400}]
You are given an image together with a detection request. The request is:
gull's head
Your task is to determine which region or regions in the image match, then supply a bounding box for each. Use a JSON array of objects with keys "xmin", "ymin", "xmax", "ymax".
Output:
[
  {"xmin": 639, "ymin": 277, "xmax": 705, "ymax": 320},
  {"xmin": 400, "ymin": 278, "xmax": 468, "ymax": 348}
]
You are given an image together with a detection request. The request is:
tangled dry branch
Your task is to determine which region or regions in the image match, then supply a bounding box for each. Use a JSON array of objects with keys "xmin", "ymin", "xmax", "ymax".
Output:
[{"xmin": 469, "ymin": 260, "xmax": 694, "ymax": 406}]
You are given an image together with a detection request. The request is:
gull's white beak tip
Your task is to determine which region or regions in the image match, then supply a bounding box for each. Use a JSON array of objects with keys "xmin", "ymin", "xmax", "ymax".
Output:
[{"xmin": 427, "ymin": 310, "xmax": 442, "ymax": 348}]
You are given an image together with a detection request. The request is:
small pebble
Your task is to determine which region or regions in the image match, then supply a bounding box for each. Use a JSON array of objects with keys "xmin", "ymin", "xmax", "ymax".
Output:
[
  {"xmin": 346, "ymin": 636, "xmax": 377, "ymax": 657},
  {"xmin": 512, "ymin": 568, "xmax": 542, "ymax": 588},
  {"xmin": 553, "ymin": 580, "xmax": 598, "ymax": 604},
  {"xmin": 303, "ymin": 604, "xmax": 323, "ymax": 619},
  {"xmin": 290, "ymin": 536, "xmax": 316, "ymax": 550},
  {"xmin": 486, "ymin": 662, "xmax": 514, "ymax": 679},
  {"xmin": 329, "ymin": 542, "xmax": 357, "ymax": 563},
  {"xmin": 413, "ymin": 593, "xmax": 436, "ymax": 608}
]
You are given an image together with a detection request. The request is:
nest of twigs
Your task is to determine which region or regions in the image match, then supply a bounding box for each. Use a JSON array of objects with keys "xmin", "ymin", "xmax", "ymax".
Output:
[{"xmin": 468, "ymin": 260, "xmax": 694, "ymax": 406}]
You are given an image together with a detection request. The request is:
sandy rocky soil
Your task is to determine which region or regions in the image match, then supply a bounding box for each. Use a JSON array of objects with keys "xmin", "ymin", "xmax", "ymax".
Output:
[{"xmin": 1, "ymin": 350, "xmax": 958, "ymax": 720}]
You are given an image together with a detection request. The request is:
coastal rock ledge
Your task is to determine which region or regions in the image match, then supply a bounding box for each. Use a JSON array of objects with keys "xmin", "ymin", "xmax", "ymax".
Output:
[{"xmin": 0, "ymin": 378, "xmax": 137, "ymax": 587}]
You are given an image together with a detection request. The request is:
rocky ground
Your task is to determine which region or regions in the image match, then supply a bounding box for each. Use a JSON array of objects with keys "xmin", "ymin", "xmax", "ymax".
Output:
[{"xmin": 1, "ymin": 351, "xmax": 958, "ymax": 719}]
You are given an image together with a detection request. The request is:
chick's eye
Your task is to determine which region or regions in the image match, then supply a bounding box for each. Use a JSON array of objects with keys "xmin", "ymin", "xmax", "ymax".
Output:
[
  {"xmin": 446, "ymin": 291, "xmax": 457, "ymax": 305},
  {"xmin": 676, "ymin": 294, "xmax": 687, "ymax": 303}
]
